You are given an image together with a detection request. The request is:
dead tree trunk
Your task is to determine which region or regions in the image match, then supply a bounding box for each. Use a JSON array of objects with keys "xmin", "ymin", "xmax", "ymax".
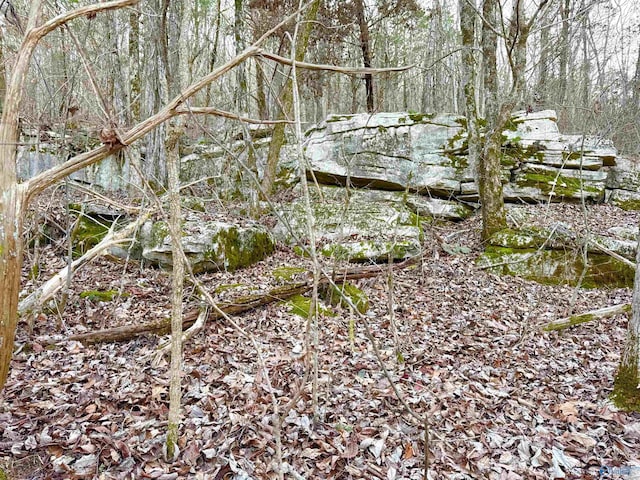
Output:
[
  {"xmin": 0, "ymin": 0, "xmax": 140, "ymax": 392},
  {"xmin": 355, "ymin": 0, "xmax": 374, "ymax": 112}
]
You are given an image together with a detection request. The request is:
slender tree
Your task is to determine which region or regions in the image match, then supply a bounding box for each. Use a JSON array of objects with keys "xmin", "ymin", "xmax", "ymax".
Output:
[
  {"xmin": 612, "ymin": 233, "xmax": 640, "ymax": 411},
  {"xmin": 476, "ymin": 0, "xmax": 549, "ymax": 240},
  {"xmin": 460, "ymin": 0, "xmax": 480, "ymax": 211},
  {"xmin": 354, "ymin": 0, "xmax": 374, "ymax": 112},
  {"xmin": 0, "ymin": 0, "xmax": 140, "ymax": 393},
  {"xmin": 260, "ymin": 0, "xmax": 321, "ymax": 197}
]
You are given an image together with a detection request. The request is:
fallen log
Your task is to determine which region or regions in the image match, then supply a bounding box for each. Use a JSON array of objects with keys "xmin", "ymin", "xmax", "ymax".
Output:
[
  {"xmin": 543, "ymin": 303, "xmax": 631, "ymax": 331},
  {"xmin": 67, "ymin": 258, "xmax": 405, "ymax": 344}
]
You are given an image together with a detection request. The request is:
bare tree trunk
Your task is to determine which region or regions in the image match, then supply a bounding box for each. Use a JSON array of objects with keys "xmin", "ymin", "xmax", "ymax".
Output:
[
  {"xmin": 612, "ymin": 228, "xmax": 640, "ymax": 411},
  {"xmin": 632, "ymin": 30, "xmax": 640, "ymax": 108},
  {"xmin": 234, "ymin": 0, "xmax": 247, "ymax": 112},
  {"xmin": 0, "ymin": 0, "xmax": 141, "ymax": 392},
  {"xmin": 0, "ymin": 1, "xmax": 43, "ymax": 392},
  {"xmin": 143, "ymin": 0, "xmax": 169, "ymax": 188},
  {"xmin": 260, "ymin": 0, "xmax": 321, "ymax": 197},
  {"xmin": 164, "ymin": 0, "xmax": 189, "ymax": 460},
  {"xmin": 460, "ymin": 0, "xmax": 480, "ymax": 211},
  {"xmin": 477, "ymin": 0, "xmax": 506, "ymax": 240},
  {"xmin": 558, "ymin": 0, "xmax": 571, "ymax": 113},
  {"xmin": 580, "ymin": 12, "xmax": 590, "ymax": 110},
  {"xmin": 205, "ymin": 0, "xmax": 222, "ymax": 111},
  {"xmin": 535, "ymin": 4, "xmax": 552, "ymax": 108},
  {"xmin": 354, "ymin": 0, "xmax": 374, "ymax": 112},
  {"xmin": 256, "ymin": 60, "xmax": 268, "ymax": 119},
  {"xmin": 481, "ymin": 0, "xmax": 498, "ymax": 122},
  {"xmin": 0, "ymin": 28, "xmax": 6, "ymax": 113}
]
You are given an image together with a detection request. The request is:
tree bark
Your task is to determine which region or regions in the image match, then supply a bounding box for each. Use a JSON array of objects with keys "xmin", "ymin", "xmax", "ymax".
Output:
[
  {"xmin": 163, "ymin": 0, "xmax": 189, "ymax": 459},
  {"xmin": 544, "ymin": 303, "xmax": 631, "ymax": 331},
  {"xmin": 66, "ymin": 259, "xmax": 416, "ymax": 345},
  {"xmin": 612, "ymin": 228, "xmax": 640, "ymax": 411},
  {"xmin": 260, "ymin": 0, "xmax": 321, "ymax": 197},
  {"xmin": 0, "ymin": 1, "xmax": 45, "ymax": 392},
  {"xmin": 0, "ymin": 0, "xmax": 141, "ymax": 392},
  {"xmin": 460, "ymin": 0, "xmax": 480, "ymax": 212},
  {"xmin": 477, "ymin": 0, "xmax": 506, "ymax": 240},
  {"xmin": 558, "ymin": 0, "xmax": 571, "ymax": 112},
  {"xmin": 355, "ymin": 0, "xmax": 374, "ymax": 112},
  {"xmin": 234, "ymin": 0, "xmax": 247, "ymax": 112}
]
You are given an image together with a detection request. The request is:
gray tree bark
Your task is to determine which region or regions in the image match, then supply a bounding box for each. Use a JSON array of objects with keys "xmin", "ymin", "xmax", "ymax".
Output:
[{"xmin": 612, "ymin": 229, "xmax": 640, "ymax": 411}]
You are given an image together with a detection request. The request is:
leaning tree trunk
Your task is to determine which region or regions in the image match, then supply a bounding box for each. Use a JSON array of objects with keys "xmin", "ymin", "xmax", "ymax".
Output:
[
  {"xmin": 260, "ymin": 0, "xmax": 321, "ymax": 197},
  {"xmin": 0, "ymin": 1, "xmax": 45, "ymax": 392}
]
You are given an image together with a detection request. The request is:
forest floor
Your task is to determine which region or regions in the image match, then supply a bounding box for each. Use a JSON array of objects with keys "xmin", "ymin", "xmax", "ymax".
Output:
[{"xmin": 2, "ymin": 201, "xmax": 640, "ymax": 479}]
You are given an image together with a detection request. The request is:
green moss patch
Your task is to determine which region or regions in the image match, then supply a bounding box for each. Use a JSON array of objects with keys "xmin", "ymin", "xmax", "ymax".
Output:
[
  {"xmin": 613, "ymin": 199, "xmax": 640, "ymax": 211},
  {"xmin": 80, "ymin": 289, "xmax": 126, "ymax": 302},
  {"xmin": 611, "ymin": 352, "xmax": 640, "ymax": 411},
  {"xmin": 273, "ymin": 266, "xmax": 308, "ymax": 282},
  {"xmin": 285, "ymin": 294, "xmax": 335, "ymax": 318},
  {"xmin": 321, "ymin": 282, "xmax": 369, "ymax": 314},
  {"xmin": 72, "ymin": 215, "xmax": 112, "ymax": 257},
  {"xmin": 478, "ymin": 246, "xmax": 634, "ymax": 288},
  {"xmin": 516, "ymin": 169, "xmax": 602, "ymax": 199}
]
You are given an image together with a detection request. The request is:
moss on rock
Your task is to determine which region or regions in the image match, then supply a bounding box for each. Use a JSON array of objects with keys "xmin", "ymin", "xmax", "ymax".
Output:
[
  {"xmin": 72, "ymin": 215, "xmax": 111, "ymax": 257},
  {"xmin": 478, "ymin": 246, "xmax": 634, "ymax": 288},
  {"xmin": 273, "ymin": 266, "xmax": 308, "ymax": 282},
  {"xmin": 321, "ymin": 281, "xmax": 369, "ymax": 313},
  {"xmin": 80, "ymin": 289, "xmax": 126, "ymax": 302},
  {"xmin": 286, "ymin": 294, "xmax": 335, "ymax": 318}
]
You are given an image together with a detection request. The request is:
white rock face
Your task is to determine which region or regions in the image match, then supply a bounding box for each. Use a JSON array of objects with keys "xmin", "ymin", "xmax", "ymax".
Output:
[{"xmin": 304, "ymin": 110, "xmax": 624, "ymax": 205}]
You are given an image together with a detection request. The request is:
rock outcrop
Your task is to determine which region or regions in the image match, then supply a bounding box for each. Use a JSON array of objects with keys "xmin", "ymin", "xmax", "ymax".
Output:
[
  {"xmin": 303, "ymin": 110, "xmax": 631, "ymax": 205},
  {"xmin": 476, "ymin": 222, "xmax": 636, "ymax": 288},
  {"xmin": 274, "ymin": 186, "xmax": 426, "ymax": 262},
  {"xmin": 272, "ymin": 109, "xmax": 639, "ymax": 263}
]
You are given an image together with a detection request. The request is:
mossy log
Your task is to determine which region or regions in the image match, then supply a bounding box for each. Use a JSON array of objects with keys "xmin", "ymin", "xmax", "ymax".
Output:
[
  {"xmin": 543, "ymin": 303, "xmax": 631, "ymax": 331},
  {"xmin": 67, "ymin": 259, "xmax": 413, "ymax": 344}
]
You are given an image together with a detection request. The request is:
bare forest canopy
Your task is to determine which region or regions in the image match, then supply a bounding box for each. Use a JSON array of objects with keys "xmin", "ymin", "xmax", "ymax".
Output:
[{"xmin": 1, "ymin": 0, "xmax": 639, "ymax": 162}]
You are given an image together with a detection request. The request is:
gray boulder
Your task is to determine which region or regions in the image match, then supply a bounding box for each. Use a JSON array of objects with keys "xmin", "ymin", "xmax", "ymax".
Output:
[
  {"xmin": 140, "ymin": 215, "xmax": 274, "ymax": 273},
  {"xmin": 304, "ymin": 112, "xmax": 471, "ymax": 196},
  {"xmin": 274, "ymin": 186, "xmax": 426, "ymax": 262}
]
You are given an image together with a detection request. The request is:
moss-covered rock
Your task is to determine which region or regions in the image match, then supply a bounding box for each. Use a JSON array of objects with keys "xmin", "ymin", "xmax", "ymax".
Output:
[
  {"xmin": 80, "ymin": 289, "xmax": 126, "ymax": 302},
  {"xmin": 609, "ymin": 189, "xmax": 640, "ymax": 211},
  {"xmin": 506, "ymin": 164, "xmax": 606, "ymax": 203},
  {"xmin": 477, "ymin": 246, "xmax": 634, "ymax": 288},
  {"xmin": 71, "ymin": 214, "xmax": 112, "ymax": 257},
  {"xmin": 273, "ymin": 266, "xmax": 308, "ymax": 282},
  {"xmin": 274, "ymin": 185, "xmax": 423, "ymax": 263},
  {"xmin": 140, "ymin": 216, "xmax": 274, "ymax": 273}
]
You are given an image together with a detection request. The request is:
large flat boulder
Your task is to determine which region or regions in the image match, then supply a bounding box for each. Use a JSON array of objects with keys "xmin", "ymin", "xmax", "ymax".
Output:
[
  {"xmin": 477, "ymin": 225, "xmax": 636, "ymax": 288},
  {"xmin": 304, "ymin": 112, "xmax": 471, "ymax": 197},
  {"xmin": 273, "ymin": 186, "xmax": 426, "ymax": 262}
]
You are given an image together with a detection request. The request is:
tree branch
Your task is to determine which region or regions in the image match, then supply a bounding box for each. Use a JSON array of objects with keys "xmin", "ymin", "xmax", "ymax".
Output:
[
  {"xmin": 30, "ymin": 0, "xmax": 139, "ymax": 41},
  {"xmin": 174, "ymin": 107, "xmax": 294, "ymax": 124},
  {"xmin": 258, "ymin": 50, "xmax": 413, "ymax": 75}
]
